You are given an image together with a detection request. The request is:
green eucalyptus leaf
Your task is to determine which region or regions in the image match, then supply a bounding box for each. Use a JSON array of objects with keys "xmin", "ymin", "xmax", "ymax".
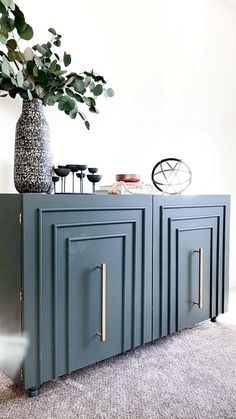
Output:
[
  {"xmin": 6, "ymin": 39, "xmax": 17, "ymax": 51},
  {"xmin": 7, "ymin": 50, "xmax": 24, "ymax": 63},
  {"xmin": 49, "ymin": 59, "xmax": 57, "ymax": 73},
  {"xmin": 63, "ymin": 52, "xmax": 71, "ymax": 67},
  {"xmin": 89, "ymin": 106, "xmax": 98, "ymax": 113},
  {"xmin": 69, "ymin": 109, "xmax": 77, "ymax": 119},
  {"xmin": 26, "ymin": 60, "xmax": 34, "ymax": 73},
  {"xmin": 37, "ymin": 69, "xmax": 48, "ymax": 85},
  {"xmin": 10, "ymin": 76, "xmax": 16, "ymax": 85},
  {"xmin": 7, "ymin": 50, "xmax": 17, "ymax": 61},
  {"xmin": 0, "ymin": 3, "xmax": 6, "ymax": 13},
  {"xmin": 54, "ymin": 69, "xmax": 67, "ymax": 76},
  {"xmin": 53, "ymin": 39, "xmax": 61, "ymax": 47},
  {"xmin": 64, "ymin": 96, "xmax": 75, "ymax": 111},
  {"xmin": 92, "ymin": 83, "xmax": 103, "ymax": 96},
  {"xmin": 46, "ymin": 94, "xmax": 57, "ymax": 106},
  {"xmin": 9, "ymin": 87, "xmax": 17, "ymax": 98},
  {"xmin": 74, "ymin": 93, "xmax": 84, "ymax": 103},
  {"xmin": 13, "ymin": 5, "xmax": 27, "ymax": 33},
  {"xmin": 58, "ymin": 95, "xmax": 75, "ymax": 112},
  {"xmin": 58, "ymin": 99, "xmax": 64, "ymax": 111},
  {"xmin": 74, "ymin": 78, "xmax": 85, "ymax": 93},
  {"xmin": 36, "ymin": 45, "xmax": 47, "ymax": 55},
  {"xmin": 65, "ymin": 87, "xmax": 74, "ymax": 98},
  {"xmin": 54, "ymin": 89, "xmax": 64, "ymax": 99},
  {"xmin": 105, "ymin": 88, "xmax": 115, "ymax": 97},
  {"xmin": 0, "ymin": 16, "xmax": 14, "ymax": 32},
  {"xmin": 14, "ymin": 51, "xmax": 24, "ymax": 63},
  {"xmin": 93, "ymin": 74, "xmax": 106, "ymax": 83},
  {"xmin": 83, "ymin": 96, "xmax": 96, "ymax": 107},
  {"xmin": 35, "ymin": 85, "xmax": 44, "ymax": 97},
  {"xmin": 89, "ymin": 81, "xmax": 95, "ymax": 91},
  {"xmin": 84, "ymin": 76, "xmax": 91, "ymax": 87},
  {"xmin": 0, "ymin": 30, "xmax": 7, "ymax": 44},
  {"xmin": 24, "ymin": 47, "xmax": 34, "ymax": 61},
  {"xmin": 19, "ymin": 91, "xmax": 28, "ymax": 99},
  {"xmin": 2, "ymin": 61, "xmax": 10, "ymax": 77},
  {"xmin": 33, "ymin": 65, "xmax": 38, "ymax": 77},
  {"xmin": 16, "ymin": 70, "xmax": 24, "ymax": 87},
  {"xmin": 9, "ymin": 1, "xmax": 15, "ymax": 11},
  {"xmin": 48, "ymin": 27, "xmax": 56, "ymax": 35},
  {"xmin": 0, "ymin": 79, "xmax": 13, "ymax": 89},
  {"xmin": 23, "ymin": 80, "xmax": 33, "ymax": 90},
  {"xmin": 41, "ymin": 43, "xmax": 49, "ymax": 50},
  {"xmin": 34, "ymin": 57, "xmax": 43, "ymax": 67},
  {"xmin": 19, "ymin": 23, "xmax": 33, "ymax": 40},
  {"xmin": 85, "ymin": 120, "xmax": 90, "ymax": 130},
  {"xmin": 27, "ymin": 89, "xmax": 33, "ymax": 100},
  {"xmin": 1, "ymin": 0, "xmax": 12, "ymax": 8}
]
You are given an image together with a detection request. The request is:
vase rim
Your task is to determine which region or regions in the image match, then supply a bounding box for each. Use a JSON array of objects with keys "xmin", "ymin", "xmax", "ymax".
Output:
[{"xmin": 22, "ymin": 98, "xmax": 43, "ymax": 103}]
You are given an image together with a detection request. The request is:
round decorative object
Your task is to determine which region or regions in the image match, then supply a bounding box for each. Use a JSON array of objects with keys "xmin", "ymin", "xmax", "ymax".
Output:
[
  {"xmin": 14, "ymin": 99, "xmax": 52, "ymax": 193},
  {"xmin": 151, "ymin": 158, "xmax": 192, "ymax": 195},
  {"xmin": 115, "ymin": 174, "xmax": 140, "ymax": 183}
]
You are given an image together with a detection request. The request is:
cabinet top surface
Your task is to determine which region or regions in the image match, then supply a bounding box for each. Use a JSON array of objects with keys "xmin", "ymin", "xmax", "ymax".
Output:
[{"xmin": 0, "ymin": 193, "xmax": 230, "ymax": 208}]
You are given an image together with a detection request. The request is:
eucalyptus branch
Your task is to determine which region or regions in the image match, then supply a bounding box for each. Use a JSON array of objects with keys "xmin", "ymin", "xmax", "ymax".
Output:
[{"xmin": 0, "ymin": 0, "xmax": 114, "ymax": 128}]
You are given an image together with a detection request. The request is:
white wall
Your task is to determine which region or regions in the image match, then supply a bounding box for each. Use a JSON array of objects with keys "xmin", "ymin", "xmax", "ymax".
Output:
[{"xmin": 1, "ymin": 0, "xmax": 236, "ymax": 285}]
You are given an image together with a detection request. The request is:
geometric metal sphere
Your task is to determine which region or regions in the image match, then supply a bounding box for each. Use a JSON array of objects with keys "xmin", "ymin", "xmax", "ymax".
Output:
[{"xmin": 151, "ymin": 158, "xmax": 192, "ymax": 195}]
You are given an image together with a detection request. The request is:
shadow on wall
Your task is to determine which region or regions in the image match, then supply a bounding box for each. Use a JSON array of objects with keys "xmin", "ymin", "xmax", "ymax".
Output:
[{"xmin": 0, "ymin": 160, "xmax": 15, "ymax": 193}]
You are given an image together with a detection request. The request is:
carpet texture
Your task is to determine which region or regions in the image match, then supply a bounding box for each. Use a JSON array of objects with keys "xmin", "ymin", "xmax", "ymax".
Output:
[{"xmin": 0, "ymin": 319, "xmax": 236, "ymax": 419}]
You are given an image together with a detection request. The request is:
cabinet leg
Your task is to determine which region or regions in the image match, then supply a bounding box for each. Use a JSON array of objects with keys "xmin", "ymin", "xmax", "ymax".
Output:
[
  {"xmin": 211, "ymin": 316, "xmax": 217, "ymax": 322},
  {"xmin": 28, "ymin": 386, "xmax": 40, "ymax": 397}
]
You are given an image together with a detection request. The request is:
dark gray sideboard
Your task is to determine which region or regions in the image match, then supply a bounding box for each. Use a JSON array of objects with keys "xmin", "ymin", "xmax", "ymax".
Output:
[{"xmin": 0, "ymin": 194, "xmax": 230, "ymax": 396}]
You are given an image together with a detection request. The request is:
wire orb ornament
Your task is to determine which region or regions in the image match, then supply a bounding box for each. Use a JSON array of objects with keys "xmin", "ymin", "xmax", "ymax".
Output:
[{"xmin": 151, "ymin": 158, "xmax": 192, "ymax": 195}]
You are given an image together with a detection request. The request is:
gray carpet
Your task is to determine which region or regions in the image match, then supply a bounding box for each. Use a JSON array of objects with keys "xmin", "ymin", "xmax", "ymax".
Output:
[{"xmin": 0, "ymin": 320, "xmax": 236, "ymax": 419}]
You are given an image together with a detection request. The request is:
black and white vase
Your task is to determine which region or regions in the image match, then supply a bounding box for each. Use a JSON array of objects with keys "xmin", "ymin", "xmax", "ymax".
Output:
[{"xmin": 14, "ymin": 99, "xmax": 52, "ymax": 193}]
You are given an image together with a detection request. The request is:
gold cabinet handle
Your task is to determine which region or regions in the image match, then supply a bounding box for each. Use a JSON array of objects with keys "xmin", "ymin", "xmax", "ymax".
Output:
[
  {"xmin": 96, "ymin": 263, "xmax": 106, "ymax": 342},
  {"xmin": 194, "ymin": 248, "xmax": 203, "ymax": 308}
]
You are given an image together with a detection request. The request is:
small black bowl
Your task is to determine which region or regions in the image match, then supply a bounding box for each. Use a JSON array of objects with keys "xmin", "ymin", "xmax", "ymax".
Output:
[
  {"xmin": 54, "ymin": 168, "xmax": 70, "ymax": 177},
  {"xmin": 88, "ymin": 167, "xmax": 98, "ymax": 174},
  {"xmin": 87, "ymin": 174, "xmax": 102, "ymax": 183},
  {"xmin": 76, "ymin": 172, "xmax": 86, "ymax": 179},
  {"xmin": 52, "ymin": 176, "xmax": 60, "ymax": 183},
  {"xmin": 77, "ymin": 165, "xmax": 87, "ymax": 171},
  {"xmin": 66, "ymin": 164, "xmax": 79, "ymax": 172}
]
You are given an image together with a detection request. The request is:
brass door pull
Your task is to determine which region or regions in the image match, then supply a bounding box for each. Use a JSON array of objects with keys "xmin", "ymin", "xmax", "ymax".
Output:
[
  {"xmin": 96, "ymin": 263, "xmax": 106, "ymax": 342},
  {"xmin": 194, "ymin": 248, "xmax": 203, "ymax": 309}
]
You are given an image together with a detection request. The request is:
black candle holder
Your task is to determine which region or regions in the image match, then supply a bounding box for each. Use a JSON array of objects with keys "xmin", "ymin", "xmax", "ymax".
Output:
[
  {"xmin": 52, "ymin": 176, "xmax": 60, "ymax": 194},
  {"xmin": 66, "ymin": 164, "xmax": 79, "ymax": 193},
  {"xmin": 54, "ymin": 167, "xmax": 70, "ymax": 193},
  {"xmin": 87, "ymin": 174, "xmax": 102, "ymax": 193},
  {"xmin": 76, "ymin": 165, "xmax": 87, "ymax": 193}
]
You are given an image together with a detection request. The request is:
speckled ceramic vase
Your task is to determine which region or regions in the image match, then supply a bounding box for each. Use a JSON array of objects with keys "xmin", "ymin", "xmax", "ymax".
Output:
[{"xmin": 14, "ymin": 99, "xmax": 52, "ymax": 193}]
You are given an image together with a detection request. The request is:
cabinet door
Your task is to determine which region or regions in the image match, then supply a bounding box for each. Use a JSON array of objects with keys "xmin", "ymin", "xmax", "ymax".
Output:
[
  {"xmin": 67, "ymin": 232, "xmax": 130, "ymax": 371},
  {"xmin": 177, "ymin": 226, "xmax": 213, "ymax": 330},
  {"xmin": 153, "ymin": 196, "xmax": 230, "ymax": 339},
  {"xmin": 22, "ymin": 195, "xmax": 152, "ymax": 388}
]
